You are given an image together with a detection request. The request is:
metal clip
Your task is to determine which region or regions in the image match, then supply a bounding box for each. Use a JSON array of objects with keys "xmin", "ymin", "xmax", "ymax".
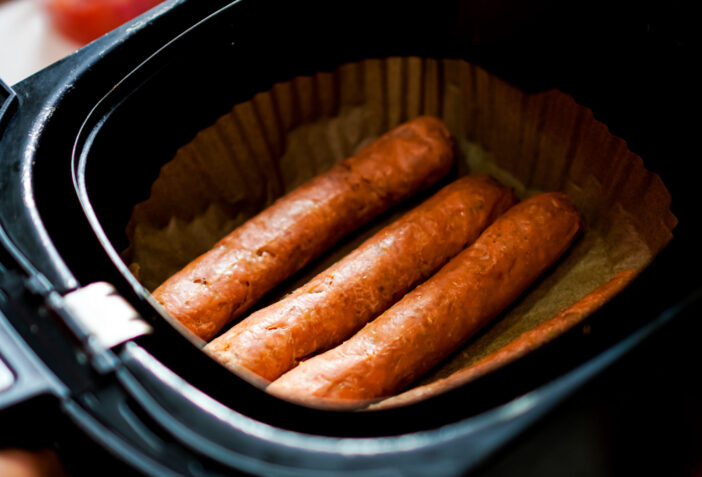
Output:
[{"xmin": 63, "ymin": 282, "xmax": 152, "ymax": 349}]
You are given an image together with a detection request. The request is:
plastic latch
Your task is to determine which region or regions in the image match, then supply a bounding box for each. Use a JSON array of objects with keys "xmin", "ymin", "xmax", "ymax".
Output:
[
  {"xmin": 62, "ymin": 282, "xmax": 153, "ymax": 349},
  {"xmin": 0, "ymin": 77, "xmax": 18, "ymax": 139}
]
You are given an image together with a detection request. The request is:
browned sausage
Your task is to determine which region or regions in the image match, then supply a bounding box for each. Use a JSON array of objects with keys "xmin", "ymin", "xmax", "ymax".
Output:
[
  {"xmin": 205, "ymin": 175, "xmax": 518, "ymax": 381},
  {"xmin": 152, "ymin": 116, "xmax": 455, "ymax": 340},
  {"xmin": 267, "ymin": 192, "xmax": 583, "ymax": 407},
  {"xmin": 370, "ymin": 269, "xmax": 637, "ymax": 409}
]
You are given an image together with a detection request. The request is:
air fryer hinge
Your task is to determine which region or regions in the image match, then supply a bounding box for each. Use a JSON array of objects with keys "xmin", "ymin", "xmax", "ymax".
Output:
[
  {"xmin": 61, "ymin": 282, "xmax": 153, "ymax": 352},
  {"xmin": 40, "ymin": 282, "xmax": 153, "ymax": 375}
]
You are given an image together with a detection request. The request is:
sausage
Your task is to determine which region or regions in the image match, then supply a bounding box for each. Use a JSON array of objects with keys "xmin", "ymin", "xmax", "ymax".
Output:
[
  {"xmin": 370, "ymin": 269, "xmax": 637, "ymax": 409},
  {"xmin": 205, "ymin": 175, "xmax": 518, "ymax": 381},
  {"xmin": 267, "ymin": 192, "xmax": 583, "ymax": 407},
  {"xmin": 152, "ymin": 116, "xmax": 455, "ymax": 340}
]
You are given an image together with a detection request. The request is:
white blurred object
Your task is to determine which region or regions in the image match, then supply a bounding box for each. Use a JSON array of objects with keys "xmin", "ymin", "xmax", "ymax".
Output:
[{"xmin": 0, "ymin": 0, "xmax": 80, "ymax": 86}]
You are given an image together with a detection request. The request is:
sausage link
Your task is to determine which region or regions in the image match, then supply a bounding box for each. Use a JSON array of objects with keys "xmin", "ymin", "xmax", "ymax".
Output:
[
  {"xmin": 205, "ymin": 176, "xmax": 517, "ymax": 381},
  {"xmin": 370, "ymin": 269, "xmax": 637, "ymax": 409},
  {"xmin": 152, "ymin": 116, "xmax": 454, "ymax": 340},
  {"xmin": 267, "ymin": 192, "xmax": 583, "ymax": 406}
]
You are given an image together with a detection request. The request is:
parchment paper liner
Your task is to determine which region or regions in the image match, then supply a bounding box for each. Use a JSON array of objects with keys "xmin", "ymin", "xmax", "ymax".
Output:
[{"xmin": 122, "ymin": 57, "xmax": 676, "ymax": 408}]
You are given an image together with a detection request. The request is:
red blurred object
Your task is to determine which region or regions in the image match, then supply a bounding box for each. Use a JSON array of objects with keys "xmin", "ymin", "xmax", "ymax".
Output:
[{"xmin": 42, "ymin": 0, "xmax": 164, "ymax": 44}]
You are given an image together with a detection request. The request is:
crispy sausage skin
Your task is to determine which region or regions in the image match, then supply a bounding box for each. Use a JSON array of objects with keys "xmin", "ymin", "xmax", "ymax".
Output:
[
  {"xmin": 152, "ymin": 116, "xmax": 454, "ymax": 340},
  {"xmin": 205, "ymin": 176, "xmax": 518, "ymax": 381},
  {"xmin": 267, "ymin": 192, "xmax": 583, "ymax": 406},
  {"xmin": 371, "ymin": 269, "xmax": 637, "ymax": 409}
]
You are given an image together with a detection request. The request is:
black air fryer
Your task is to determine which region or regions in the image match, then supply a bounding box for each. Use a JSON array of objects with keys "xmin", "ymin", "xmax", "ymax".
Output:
[{"xmin": 1, "ymin": 1, "xmax": 700, "ymax": 476}]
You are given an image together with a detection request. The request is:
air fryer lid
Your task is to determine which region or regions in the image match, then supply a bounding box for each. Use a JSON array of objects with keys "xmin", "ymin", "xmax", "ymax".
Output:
[{"xmin": 1, "ymin": 0, "xmax": 699, "ymax": 475}]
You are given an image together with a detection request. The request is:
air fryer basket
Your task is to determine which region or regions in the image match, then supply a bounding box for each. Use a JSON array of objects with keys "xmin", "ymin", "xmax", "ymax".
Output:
[
  {"xmin": 69, "ymin": 0, "xmax": 693, "ymax": 430},
  {"xmin": 1, "ymin": 0, "xmax": 699, "ymax": 475}
]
